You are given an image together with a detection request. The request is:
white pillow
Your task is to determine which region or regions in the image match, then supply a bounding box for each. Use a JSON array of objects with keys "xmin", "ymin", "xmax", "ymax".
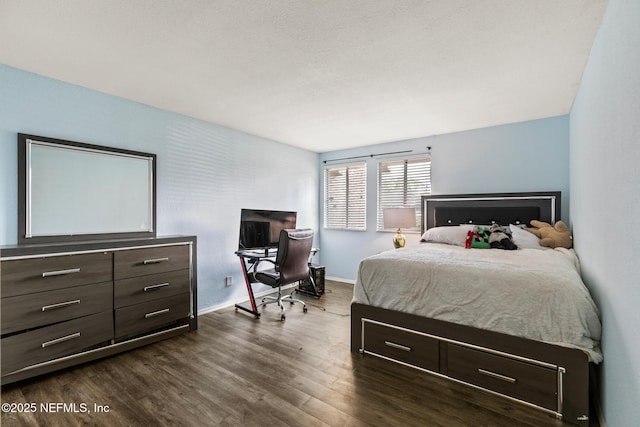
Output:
[
  {"xmin": 510, "ymin": 224, "xmax": 550, "ymax": 250},
  {"xmin": 421, "ymin": 225, "xmax": 473, "ymax": 246}
]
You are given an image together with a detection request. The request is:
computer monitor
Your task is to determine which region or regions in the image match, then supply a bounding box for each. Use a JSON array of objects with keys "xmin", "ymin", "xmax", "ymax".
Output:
[{"xmin": 238, "ymin": 209, "xmax": 297, "ymax": 251}]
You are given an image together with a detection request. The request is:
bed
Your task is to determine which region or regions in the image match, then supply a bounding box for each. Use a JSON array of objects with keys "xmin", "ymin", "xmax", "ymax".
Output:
[{"xmin": 350, "ymin": 192, "xmax": 601, "ymax": 426}]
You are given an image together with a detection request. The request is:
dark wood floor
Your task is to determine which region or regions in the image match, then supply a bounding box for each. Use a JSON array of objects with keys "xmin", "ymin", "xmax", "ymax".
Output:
[{"xmin": 2, "ymin": 281, "xmax": 592, "ymax": 426}]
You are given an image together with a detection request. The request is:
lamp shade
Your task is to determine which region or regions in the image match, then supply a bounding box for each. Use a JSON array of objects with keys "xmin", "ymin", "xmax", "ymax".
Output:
[{"xmin": 383, "ymin": 208, "xmax": 416, "ymax": 229}]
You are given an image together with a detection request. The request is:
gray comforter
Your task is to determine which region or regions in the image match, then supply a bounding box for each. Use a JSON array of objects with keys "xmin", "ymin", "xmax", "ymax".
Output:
[{"xmin": 353, "ymin": 243, "xmax": 602, "ymax": 362}]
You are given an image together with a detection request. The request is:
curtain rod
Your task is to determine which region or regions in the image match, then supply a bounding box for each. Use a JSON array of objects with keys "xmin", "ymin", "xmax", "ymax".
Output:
[
  {"xmin": 322, "ymin": 147, "xmax": 431, "ymax": 164},
  {"xmin": 322, "ymin": 150, "xmax": 412, "ymax": 164}
]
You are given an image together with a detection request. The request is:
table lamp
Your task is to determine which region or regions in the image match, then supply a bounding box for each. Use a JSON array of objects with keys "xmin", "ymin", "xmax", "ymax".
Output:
[{"xmin": 383, "ymin": 208, "xmax": 416, "ymax": 248}]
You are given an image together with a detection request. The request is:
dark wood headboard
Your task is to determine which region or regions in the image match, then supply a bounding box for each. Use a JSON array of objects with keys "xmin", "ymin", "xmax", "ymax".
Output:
[{"xmin": 421, "ymin": 192, "xmax": 561, "ymax": 234}]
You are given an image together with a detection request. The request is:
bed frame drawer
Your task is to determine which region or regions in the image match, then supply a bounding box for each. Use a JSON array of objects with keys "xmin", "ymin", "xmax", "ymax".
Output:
[
  {"xmin": 114, "ymin": 269, "xmax": 190, "ymax": 309},
  {"xmin": 362, "ymin": 320, "xmax": 439, "ymax": 372},
  {"xmin": 1, "ymin": 311, "xmax": 114, "ymax": 375},
  {"xmin": 1, "ymin": 252, "xmax": 112, "ymax": 297},
  {"xmin": 115, "ymin": 294, "xmax": 190, "ymax": 340},
  {"xmin": 446, "ymin": 344, "xmax": 558, "ymax": 410},
  {"xmin": 114, "ymin": 245, "xmax": 190, "ymax": 280},
  {"xmin": 1, "ymin": 281, "xmax": 113, "ymax": 335}
]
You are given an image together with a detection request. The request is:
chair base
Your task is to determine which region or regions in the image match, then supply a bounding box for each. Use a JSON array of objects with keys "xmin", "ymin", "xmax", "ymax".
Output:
[{"xmin": 261, "ymin": 289, "xmax": 307, "ymax": 321}]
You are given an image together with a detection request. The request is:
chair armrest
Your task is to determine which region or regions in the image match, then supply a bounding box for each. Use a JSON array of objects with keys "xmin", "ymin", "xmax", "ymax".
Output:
[
  {"xmin": 254, "ymin": 258, "xmax": 276, "ymax": 268},
  {"xmin": 252, "ymin": 258, "xmax": 277, "ymax": 281}
]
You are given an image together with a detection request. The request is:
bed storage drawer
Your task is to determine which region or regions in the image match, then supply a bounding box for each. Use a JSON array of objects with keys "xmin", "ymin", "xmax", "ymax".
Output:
[
  {"xmin": 115, "ymin": 294, "xmax": 190, "ymax": 340},
  {"xmin": 1, "ymin": 311, "xmax": 114, "ymax": 375},
  {"xmin": 114, "ymin": 245, "xmax": 190, "ymax": 280},
  {"xmin": 114, "ymin": 269, "xmax": 190, "ymax": 308},
  {"xmin": 362, "ymin": 320, "xmax": 439, "ymax": 372},
  {"xmin": 1, "ymin": 281, "xmax": 113, "ymax": 335},
  {"xmin": 446, "ymin": 344, "xmax": 558, "ymax": 410},
  {"xmin": 1, "ymin": 252, "xmax": 112, "ymax": 297}
]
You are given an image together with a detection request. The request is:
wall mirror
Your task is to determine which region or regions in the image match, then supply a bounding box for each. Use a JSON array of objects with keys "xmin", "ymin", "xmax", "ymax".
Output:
[{"xmin": 18, "ymin": 133, "xmax": 156, "ymax": 244}]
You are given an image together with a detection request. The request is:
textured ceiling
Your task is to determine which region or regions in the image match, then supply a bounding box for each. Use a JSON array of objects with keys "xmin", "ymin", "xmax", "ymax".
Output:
[{"xmin": 0, "ymin": 1, "xmax": 607, "ymax": 152}]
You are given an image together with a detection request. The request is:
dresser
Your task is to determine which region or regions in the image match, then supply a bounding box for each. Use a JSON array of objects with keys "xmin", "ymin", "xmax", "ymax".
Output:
[{"xmin": 0, "ymin": 236, "xmax": 197, "ymax": 385}]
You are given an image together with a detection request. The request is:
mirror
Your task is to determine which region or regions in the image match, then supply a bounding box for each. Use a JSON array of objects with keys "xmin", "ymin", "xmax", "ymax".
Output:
[{"xmin": 18, "ymin": 134, "xmax": 156, "ymax": 244}]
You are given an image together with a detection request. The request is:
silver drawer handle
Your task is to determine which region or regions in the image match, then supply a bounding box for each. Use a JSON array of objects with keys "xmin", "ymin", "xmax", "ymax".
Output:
[
  {"xmin": 145, "ymin": 308, "xmax": 170, "ymax": 318},
  {"xmin": 42, "ymin": 299, "xmax": 81, "ymax": 311},
  {"xmin": 41, "ymin": 332, "xmax": 81, "ymax": 348},
  {"xmin": 143, "ymin": 257, "xmax": 169, "ymax": 265},
  {"xmin": 42, "ymin": 268, "xmax": 81, "ymax": 278},
  {"xmin": 144, "ymin": 283, "xmax": 170, "ymax": 292},
  {"xmin": 478, "ymin": 368, "xmax": 517, "ymax": 383},
  {"xmin": 384, "ymin": 340, "xmax": 412, "ymax": 352}
]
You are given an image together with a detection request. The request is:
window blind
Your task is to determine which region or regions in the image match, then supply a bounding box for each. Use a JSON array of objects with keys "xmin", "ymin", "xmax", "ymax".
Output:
[
  {"xmin": 324, "ymin": 162, "xmax": 366, "ymax": 230},
  {"xmin": 377, "ymin": 156, "xmax": 431, "ymax": 231}
]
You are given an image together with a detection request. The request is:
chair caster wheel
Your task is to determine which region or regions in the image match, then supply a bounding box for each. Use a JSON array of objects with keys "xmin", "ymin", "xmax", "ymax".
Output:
[
  {"xmin": 303, "ymin": 306, "xmax": 308, "ymax": 313},
  {"xmin": 281, "ymin": 315, "xmax": 286, "ymax": 321}
]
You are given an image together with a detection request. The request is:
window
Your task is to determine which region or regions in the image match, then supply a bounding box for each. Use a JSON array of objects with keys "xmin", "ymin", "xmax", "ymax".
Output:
[
  {"xmin": 324, "ymin": 162, "xmax": 366, "ymax": 230},
  {"xmin": 377, "ymin": 156, "xmax": 431, "ymax": 231}
]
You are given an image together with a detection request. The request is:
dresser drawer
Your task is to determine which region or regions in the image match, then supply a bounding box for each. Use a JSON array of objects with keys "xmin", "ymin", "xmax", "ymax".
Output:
[
  {"xmin": 114, "ymin": 269, "xmax": 190, "ymax": 308},
  {"xmin": 1, "ymin": 281, "xmax": 113, "ymax": 335},
  {"xmin": 446, "ymin": 344, "xmax": 557, "ymax": 410},
  {"xmin": 115, "ymin": 293, "xmax": 190, "ymax": 340},
  {"xmin": 114, "ymin": 245, "xmax": 190, "ymax": 280},
  {"xmin": 1, "ymin": 252, "xmax": 112, "ymax": 297},
  {"xmin": 363, "ymin": 321, "xmax": 439, "ymax": 372},
  {"xmin": 1, "ymin": 311, "xmax": 113, "ymax": 375}
]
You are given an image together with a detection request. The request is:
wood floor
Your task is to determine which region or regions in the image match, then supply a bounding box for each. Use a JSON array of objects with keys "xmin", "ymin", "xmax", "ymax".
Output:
[{"xmin": 2, "ymin": 281, "xmax": 592, "ymax": 426}]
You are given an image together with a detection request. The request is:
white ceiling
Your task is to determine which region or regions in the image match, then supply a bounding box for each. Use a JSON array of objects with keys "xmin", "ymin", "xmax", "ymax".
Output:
[{"xmin": 0, "ymin": 1, "xmax": 607, "ymax": 153}]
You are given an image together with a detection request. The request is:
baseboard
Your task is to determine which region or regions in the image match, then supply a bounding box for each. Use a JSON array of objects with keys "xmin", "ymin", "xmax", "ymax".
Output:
[
  {"xmin": 326, "ymin": 276, "xmax": 356, "ymax": 284},
  {"xmin": 198, "ymin": 283, "xmax": 298, "ymax": 315},
  {"xmin": 199, "ymin": 278, "xmax": 354, "ymax": 316}
]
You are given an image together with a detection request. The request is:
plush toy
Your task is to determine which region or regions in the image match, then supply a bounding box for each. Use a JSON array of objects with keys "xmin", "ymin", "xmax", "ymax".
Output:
[
  {"xmin": 525, "ymin": 220, "xmax": 573, "ymax": 249},
  {"xmin": 489, "ymin": 223, "xmax": 518, "ymax": 250},
  {"xmin": 465, "ymin": 226, "xmax": 491, "ymax": 249}
]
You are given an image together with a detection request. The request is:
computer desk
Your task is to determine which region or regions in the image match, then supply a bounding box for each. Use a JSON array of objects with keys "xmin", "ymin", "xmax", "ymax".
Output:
[{"xmin": 234, "ymin": 248, "xmax": 319, "ymax": 318}]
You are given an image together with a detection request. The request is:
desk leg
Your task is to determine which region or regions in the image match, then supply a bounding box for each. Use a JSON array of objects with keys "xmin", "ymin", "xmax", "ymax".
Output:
[{"xmin": 235, "ymin": 258, "xmax": 261, "ymax": 318}]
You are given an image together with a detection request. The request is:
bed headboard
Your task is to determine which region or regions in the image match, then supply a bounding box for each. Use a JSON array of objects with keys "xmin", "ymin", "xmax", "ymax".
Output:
[{"xmin": 421, "ymin": 192, "xmax": 561, "ymax": 234}]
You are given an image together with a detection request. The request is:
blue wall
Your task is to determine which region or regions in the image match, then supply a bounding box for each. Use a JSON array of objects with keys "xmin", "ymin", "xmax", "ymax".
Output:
[
  {"xmin": 319, "ymin": 116, "xmax": 570, "ymax": 281},
  {"xmin": 570, "ymin": 0, "xmax": 640, "ymax": 425},
  {"xmin": 0, "ymin": 65, "xmax": 320, "ymax": 312}
]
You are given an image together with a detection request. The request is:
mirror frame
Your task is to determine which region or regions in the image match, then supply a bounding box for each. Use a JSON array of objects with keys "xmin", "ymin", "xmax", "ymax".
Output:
[{"xmin": 18, "ymin": 133, "xmax": 157, "ymax": 245}]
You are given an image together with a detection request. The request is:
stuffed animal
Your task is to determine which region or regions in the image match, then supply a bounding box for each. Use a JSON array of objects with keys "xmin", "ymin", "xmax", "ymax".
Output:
[
  {"xmin": 489, "ymin": 223, "xmax": 518, "ymax": 250},
  {"xmin": 525, "ymin": 220, "xmax": 573, "ymax": 249},
  {"xmin": 465, "ymin": 226, "xmax": 491, "ymax": 249}
]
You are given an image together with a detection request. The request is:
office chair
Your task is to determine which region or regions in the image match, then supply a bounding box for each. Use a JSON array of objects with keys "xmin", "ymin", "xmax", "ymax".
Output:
[{"xmin": 254, "ymin": 228, "xmax": 315, "ymax": 321}]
